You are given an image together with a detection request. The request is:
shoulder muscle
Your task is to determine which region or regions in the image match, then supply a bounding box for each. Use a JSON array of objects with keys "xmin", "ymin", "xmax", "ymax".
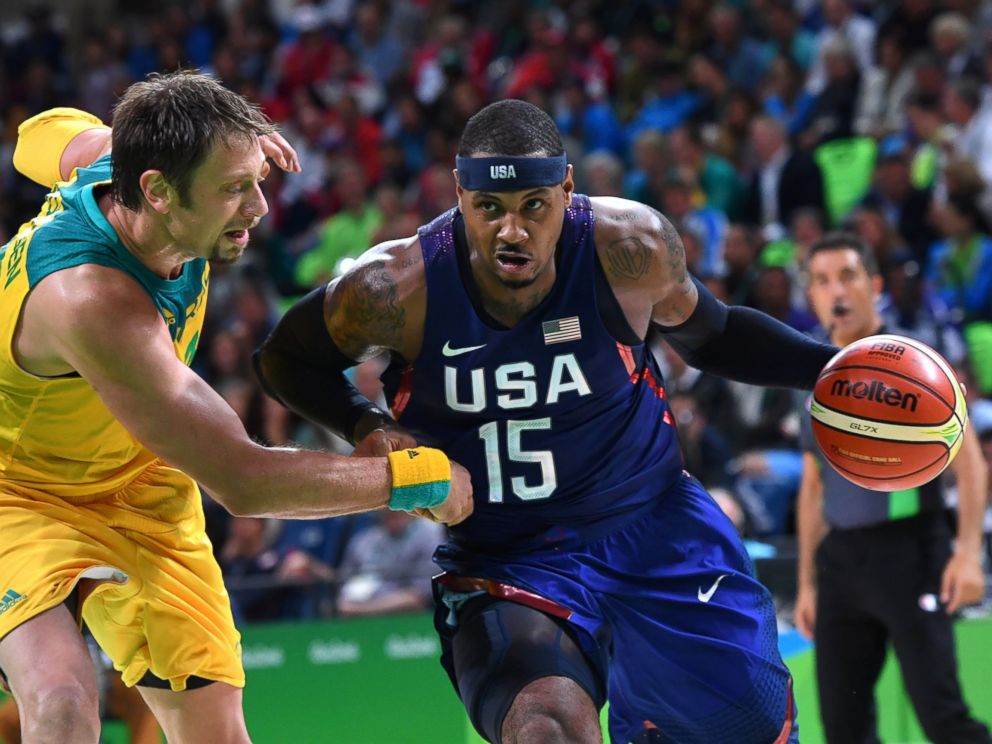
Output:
[
  {"xmin": 591, "ymin": 197, "xmax": 696, "ymax": 327},
  {"xmin": 325, "ymin": 236, "xmax": 426, "ymax": 362}
]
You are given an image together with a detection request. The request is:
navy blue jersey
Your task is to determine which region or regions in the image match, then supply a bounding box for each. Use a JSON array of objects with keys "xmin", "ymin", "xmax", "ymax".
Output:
[{"xmin": 383, "ymin": 195, "xmax": 684, "ymax": 553}]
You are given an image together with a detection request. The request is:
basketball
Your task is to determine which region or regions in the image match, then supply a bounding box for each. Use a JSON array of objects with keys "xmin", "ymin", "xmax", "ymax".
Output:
[{"xmin": 810, "ymin": 334, "xmax": 968, "ymax": 491}]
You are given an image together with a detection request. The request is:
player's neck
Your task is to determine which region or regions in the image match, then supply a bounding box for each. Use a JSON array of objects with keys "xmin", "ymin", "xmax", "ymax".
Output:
[
  {"xmin": 102, "ymin": 195, "xmax": 189, "ymax": 280},
  {"xmin": 471, "ymin": 262, "xmax": 556, "ymax": 328}
]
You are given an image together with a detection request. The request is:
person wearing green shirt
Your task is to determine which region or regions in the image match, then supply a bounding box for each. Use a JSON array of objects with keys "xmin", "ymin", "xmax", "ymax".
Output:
[{"xmin": 295, "ymin": 160, "xmax": 383, "ymax": 288}]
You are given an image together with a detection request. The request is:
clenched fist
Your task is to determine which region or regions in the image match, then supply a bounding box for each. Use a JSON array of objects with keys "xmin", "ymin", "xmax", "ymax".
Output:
[
  {"xmin": 356, "ymin": 428, "xmax": 474, "ymax": 527},
  {"xmin": 420, "ymin": 461, "xmax": 474, "ymax": 526}
]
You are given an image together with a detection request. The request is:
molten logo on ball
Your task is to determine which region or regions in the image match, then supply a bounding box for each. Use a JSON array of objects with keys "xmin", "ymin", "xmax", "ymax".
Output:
[
  {"xmin": 829, "ymin": 379, "xmax": 919, "ymax": 411},
  {"xmin": 810, "ymin": 334, "xmax": 967, "ymax": 491}
]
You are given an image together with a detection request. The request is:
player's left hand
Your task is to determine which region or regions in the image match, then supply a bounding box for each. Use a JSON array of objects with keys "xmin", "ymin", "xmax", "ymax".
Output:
[
  {"xmin": 352, "ymin": 426, "xmax": 418, "ymax": 458},
  {"xmin": 260, "ymin": 131, "xmax": 301, "ymax": 173},
  {"xmin": 940, "ymin": 549, "xmax": 986, "ymax": 614}
]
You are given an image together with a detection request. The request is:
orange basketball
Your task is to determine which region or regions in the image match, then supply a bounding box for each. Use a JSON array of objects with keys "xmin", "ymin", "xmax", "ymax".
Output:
[{"xmin": 810, "ymin": 334, "xmax": 968, "ymax": 491}]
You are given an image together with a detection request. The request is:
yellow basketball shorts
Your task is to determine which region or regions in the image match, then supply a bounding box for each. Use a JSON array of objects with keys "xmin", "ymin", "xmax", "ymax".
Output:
[{"xmin": 0, "ymin": 463, "xmax": 243, "ymax": 691}]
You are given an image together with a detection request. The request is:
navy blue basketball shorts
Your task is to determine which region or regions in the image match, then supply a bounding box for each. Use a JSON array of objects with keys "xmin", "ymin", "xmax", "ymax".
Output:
[{"xmin": 433, "ymin": 473, "xmax": 798, "ymax": 744}]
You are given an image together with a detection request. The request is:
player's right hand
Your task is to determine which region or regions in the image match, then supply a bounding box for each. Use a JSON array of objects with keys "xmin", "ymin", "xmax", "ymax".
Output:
[
  {"xmin": 422, "ymin": 461, "xmax": 474, "ymax": 526},
  {"xmin": 794, "ymin": 586, "xmax": 816, "ymax": 640}
]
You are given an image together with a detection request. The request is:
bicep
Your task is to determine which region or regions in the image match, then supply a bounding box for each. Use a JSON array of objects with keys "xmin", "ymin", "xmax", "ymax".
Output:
[
  {"xmin": 324, "ymin": 248, "xmax": 423, "ymax": 362},
  {"xmin": 647, "ymin": 213, "xmax": 698, "ymax": 327},
  {"xmin": 596, "ymin": 200, "xmax": 698, "ymax": 330},
  {"xmin": 52, "ymin": 278, "xmax": 254, "ymax": 488},
  {"xmin": 81, "ymin": 342, "xmax": 251, "ymax": 477}
]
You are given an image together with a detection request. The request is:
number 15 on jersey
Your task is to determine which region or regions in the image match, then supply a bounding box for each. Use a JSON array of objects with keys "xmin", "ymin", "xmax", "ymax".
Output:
[{"xmin": 478, "ymin": 418, "xmax": 557, "ymax": 503}]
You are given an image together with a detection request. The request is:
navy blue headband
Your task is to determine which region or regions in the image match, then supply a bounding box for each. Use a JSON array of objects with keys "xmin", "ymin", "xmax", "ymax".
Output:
[{"xmin": 455, "ymin": 154, "xmax": 568, "ymax": 191}]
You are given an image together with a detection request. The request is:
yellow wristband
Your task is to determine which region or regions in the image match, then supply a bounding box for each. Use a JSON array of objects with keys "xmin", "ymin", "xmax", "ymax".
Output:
[{"xmin": 387, "ymin": 447, "xmax": 451, "ymax": 511}]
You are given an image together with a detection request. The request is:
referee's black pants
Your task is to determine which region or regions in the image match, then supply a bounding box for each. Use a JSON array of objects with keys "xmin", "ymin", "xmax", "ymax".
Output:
[{"xmin": 814, "ymin": 511, "xmax": 992, "ymax": 744}]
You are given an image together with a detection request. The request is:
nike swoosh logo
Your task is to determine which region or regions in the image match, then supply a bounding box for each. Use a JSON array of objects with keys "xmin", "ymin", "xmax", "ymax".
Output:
[
  {"xmin": 442, "ymin": 341, "xmax": 487, "ymax": 357},
  {"xmin": 697, "ymin": 574, "xmax": 730, "ymax": 603}
]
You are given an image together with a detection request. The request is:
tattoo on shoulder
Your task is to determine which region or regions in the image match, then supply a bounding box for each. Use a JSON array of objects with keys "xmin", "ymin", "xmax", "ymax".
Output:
[
  {"xmin": 605, "ymin": 236, "xmax": 651, "ymax": 280},
  {"xmin": 658, "ymin": 212, "xmax": 688, "ymax": 287},
  {"xmin": 336, "ymin": 259, "xmax": 406, "ymax": 352},
  {"xmin": 646, "ymin": 207, "xmax": 695, "ymax": 325}
]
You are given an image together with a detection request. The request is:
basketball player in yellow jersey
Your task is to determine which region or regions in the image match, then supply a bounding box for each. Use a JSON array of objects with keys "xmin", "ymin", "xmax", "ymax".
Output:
[{"xmin": 0, "ymin": 72, "xmax": 472, "ymax": 744}]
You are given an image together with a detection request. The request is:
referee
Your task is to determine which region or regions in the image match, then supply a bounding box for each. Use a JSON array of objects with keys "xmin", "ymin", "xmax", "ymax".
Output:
[{"xmin": 795, "ymin": 234, "xmax": 991, "ymax": 743}]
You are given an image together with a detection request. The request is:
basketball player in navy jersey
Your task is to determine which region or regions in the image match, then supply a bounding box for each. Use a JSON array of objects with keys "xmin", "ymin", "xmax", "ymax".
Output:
[{"xmin": 256, "ymin": 100, "xmax": 838, "ymax": 743}]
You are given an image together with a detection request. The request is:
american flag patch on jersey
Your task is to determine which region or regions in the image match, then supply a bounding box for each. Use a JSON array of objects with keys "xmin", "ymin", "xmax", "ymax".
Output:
[{"xmin": 542, "ymin": 316, "xmax": 581, "ymax": 344}]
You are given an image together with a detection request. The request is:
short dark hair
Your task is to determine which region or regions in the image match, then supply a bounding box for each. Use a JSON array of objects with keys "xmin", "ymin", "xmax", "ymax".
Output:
[
  {"xmin": 110, "ymin": 70, "xmax": 275, "ymax": 210},
  {"xmin": 807, "ymin": 232, "xmax": 879, "ymax": 276},
  {"xmin": 457, "ymin": 99, "xmax": 564, "ymax": 158}
]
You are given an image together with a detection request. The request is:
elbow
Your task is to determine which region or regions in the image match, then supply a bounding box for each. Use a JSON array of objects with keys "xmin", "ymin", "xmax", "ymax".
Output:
[
  {"xmin": 210, "ymin": 446, "xmax": 282, "ymax": 518},
  {"xmin": 204, "ymin": 478, "xmax": 264, "ymax": 519},
  {"xmin": 216, "ymin": 491, "xmax": 263, "ymax": 519},
  {"xmin": 251, "ymin": 345, "xmax": 285, "ymax": 404},
  {"xmin": 218, "ymin": 493, "xmax": 249, "ymax": 518},
  {"xmin": 11, "ymin": 142, "xmax": 29, "ymax": 180}
]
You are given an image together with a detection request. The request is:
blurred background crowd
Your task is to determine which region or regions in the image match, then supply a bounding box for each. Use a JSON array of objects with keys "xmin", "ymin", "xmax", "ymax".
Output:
[{"xmin": 2, "ymin": 0, "xmax": 992, "ymax": 627}]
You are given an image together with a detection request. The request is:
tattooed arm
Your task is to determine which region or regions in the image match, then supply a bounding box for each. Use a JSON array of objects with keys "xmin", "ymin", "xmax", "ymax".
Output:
[
  {"xmin": 592, "ymin": 197, "xmax": 698, "ymax": 336},
  {"xmin": 592, "ymin": 197, "xmax": 836, "ymax": 390},
  {"xmin": 325, "ymin": 239, "xmax": 426, "ymax": 365},
  {"xmin": 254, "ymin": 239, "xmax": 473, "ymax": 524},
  {"xmin": 254, "ymin": 238, "xmax": 426, "ymax": 444}
]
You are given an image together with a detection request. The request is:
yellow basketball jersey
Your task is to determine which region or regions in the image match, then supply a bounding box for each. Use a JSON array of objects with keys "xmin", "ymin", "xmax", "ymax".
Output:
[{"xmin": 0, "ymin": 155, "xmax": 210, "ymax": 499}]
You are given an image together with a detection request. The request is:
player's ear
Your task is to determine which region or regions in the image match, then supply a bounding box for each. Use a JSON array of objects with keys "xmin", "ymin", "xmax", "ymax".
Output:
[
  {"xmin": 870, "ymin": 273, "xmax": 884, "ymax": 297},
  {"xmin": 454, "ymin": 170, "xmax": 466, "ymax": 207},
  {"xmin": 139, "ymin": 170, "xmax": 174, "ymax": 214},
  {"xmin": 562, "ymin": 164, "xmax": 574, "ymax": 207}
]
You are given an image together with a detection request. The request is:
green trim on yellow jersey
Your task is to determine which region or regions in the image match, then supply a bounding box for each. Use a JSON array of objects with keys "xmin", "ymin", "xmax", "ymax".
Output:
[
  {"xmin": 12, "ymin": 154, "xmax": 209, "ymax": 359},
  {"xmin": 0, "ymin": 155, "xmax": 210, "ymax": 497}
]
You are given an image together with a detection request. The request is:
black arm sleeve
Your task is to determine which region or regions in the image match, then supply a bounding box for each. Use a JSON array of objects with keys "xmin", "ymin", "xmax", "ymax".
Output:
[
  {"xmin": 253, "ymin": 285, "xmax": 387, "ymax": 444},
  {"xmin": 654, "ymin": 277, "xmax": 838, "ymax": 391}
]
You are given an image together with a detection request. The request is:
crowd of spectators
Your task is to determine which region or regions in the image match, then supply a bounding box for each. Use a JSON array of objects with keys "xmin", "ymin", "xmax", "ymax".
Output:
[{"xmin": 3, "ymin": 0, "xmax": 992, "ymax": 623}]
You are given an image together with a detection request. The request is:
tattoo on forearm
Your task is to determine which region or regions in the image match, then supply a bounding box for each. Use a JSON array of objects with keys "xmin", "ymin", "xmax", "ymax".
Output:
[
  {"xmin": 335, "ymin": 259, "xmax": 406, "ymax": 353},
  {"xmin": 605, "ymin": 236, "xmax": 651, "ymax": 279}
]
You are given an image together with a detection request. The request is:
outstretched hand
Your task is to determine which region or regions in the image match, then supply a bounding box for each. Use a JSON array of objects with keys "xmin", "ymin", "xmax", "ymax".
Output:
[
  {"xmin": 260, "ymin": 131, "xmax": 301, "ymax": 173},
  {"xmin": 422, "ymin": 461, "xmax": 474, "ymax": 526}
]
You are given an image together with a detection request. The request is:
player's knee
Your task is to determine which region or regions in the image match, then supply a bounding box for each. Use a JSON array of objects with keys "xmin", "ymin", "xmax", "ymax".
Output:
[
  {"xmin": 501, "ymin": 679, "xmax": 600, "ymax": 744},
  {"xmin": 20, "ymin": 680, "xmax": 100, "ymax": 740},
  {"xmin": 504, "ymin": 712, "xmax": 570, "ymax": 744}
]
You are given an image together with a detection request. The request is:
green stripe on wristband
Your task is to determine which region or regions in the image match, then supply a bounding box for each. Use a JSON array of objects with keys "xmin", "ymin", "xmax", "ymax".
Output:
[
  {"xmin": 387, "ymin": 447, "xmax": 451, "ymax": 511},
  {"xmin": 388, "ymin": 481, "xmax": 450, "ymax": 511}
]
